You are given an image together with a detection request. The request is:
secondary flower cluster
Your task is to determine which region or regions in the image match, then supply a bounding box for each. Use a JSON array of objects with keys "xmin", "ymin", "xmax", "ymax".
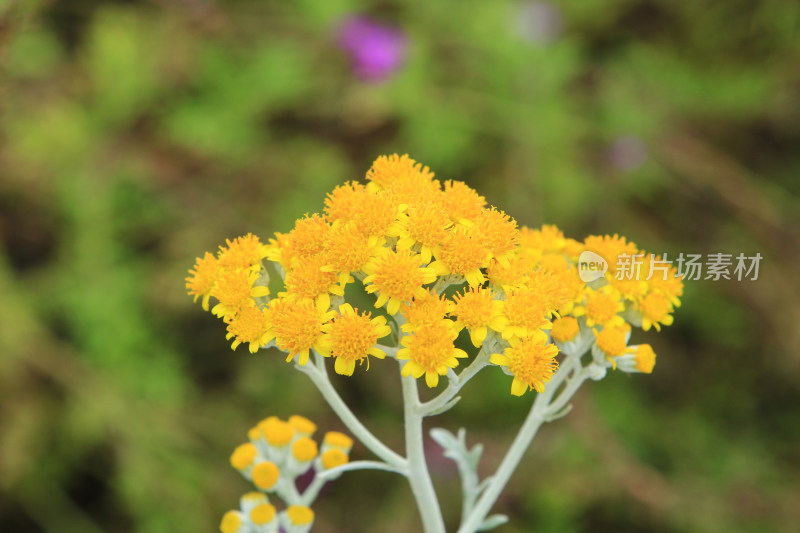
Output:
[
  {"xmin": 222, "ymin": 415, "xmax": 353, "ymax": 533},
  {"xmin": 187, "ymin": 154, "xmax": 683, "ymax": 396}
]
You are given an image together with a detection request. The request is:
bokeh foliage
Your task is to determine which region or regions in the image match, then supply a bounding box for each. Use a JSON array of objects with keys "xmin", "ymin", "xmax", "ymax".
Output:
[{"xmin": 1, "ymin": 1, "xmax": 799, "ymax": 532}]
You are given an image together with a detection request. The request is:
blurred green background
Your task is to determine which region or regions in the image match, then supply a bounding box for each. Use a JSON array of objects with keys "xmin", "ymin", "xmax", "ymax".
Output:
[{"xmin": 1, "ymin": 1, "xmax": 799, "ymax": 532}]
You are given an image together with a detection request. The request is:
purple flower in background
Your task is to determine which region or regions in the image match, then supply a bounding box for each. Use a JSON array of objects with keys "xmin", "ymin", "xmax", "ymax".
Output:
[
  {"xmin": 515, "ymin": 2, "xmax": 563, "ymax": 45},
  {"xmin": 609, "ymin": 135, "xmax": 648, "ymax": 171},
  {"xmin": 338, "ymin": 15, "xmax": 407, "ymax": 82}
]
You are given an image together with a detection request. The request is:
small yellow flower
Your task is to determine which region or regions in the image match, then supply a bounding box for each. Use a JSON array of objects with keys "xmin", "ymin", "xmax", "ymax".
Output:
[
  {"xmin": 573, "ymin": 286, "xmax": 625, "ymax": 328},
  {"xmin": 474, "ymin": 207, "xmax": 519, "ymax": 267},
  {"xmin": 266, "ymin": 214, "xmax": 330, "ymax": 267},
  {"xmin": 365, "ymin": 154, "xmax": 441, "ymax": 206},
  {"xmin": 430, "ymin": 225, "xmax": 491, "ymax": 287},
  {"xmin": 211, "ymin": 270, "xmax": 270, "ymax": 319},
  {"xmin": 643, "ymin": 254, "xmax": 684, "ymax": 308},
  {"xmin": 225, "ymin": 305, "xmax": 272, "ymax": 353},
  {"xmin": 321, "ymin": 222, "xmax": 385, "ymax": 284},
  {"xmin": 401, "ymin": 290, "xmax": 453, "ymax": 331},
  {"xmin": 286, "ymin": 506, "xmax": 315, "ymax": 527},
  {"xmin": 490, "ymin": 330, "xmax": 559, "ymax": 396},
  {"xmin": 550, "ymin": 316, "xmax": 580, "ymax": 343},
  {"xmin": 440, "ymin": 180, "xmax": 486, "ymax": 223},
  {"xmin": 501, "ymin": 288, "xmax": 552, "ymax": 340},
  {"xmin": 230, "ymin": 442, "xmax": 257, "ymax": 470},
  {"xmin": 363, "ymin": 250, "xmax": 437, "ymax": 315},
  {"xmin": 288, "ymin": 415, "xmax": 317, "ymax": 436},
  {"xmin": 323, "ymin": 431, "xmax": 354, "ymax": 452},
  {"xmin": 220, "ymin": 511, "xmax": 243, "ymax": 533},
  {"xmin": 186, "ymin": 252, "xmax": 221, "ymax": 311},
  {"xmin": 257, "ymin": 417, "xmax": 295, "ymax": 447},
  {"xmin": 317, "ymin": 304, "xmax": 391, "ymax": 376},
  {"xmin": 251, "ymin": 460, "xmax": 281, "ymax": 490},
  {"xmin": 518, "ymin": 224, "xmax": 566, "ymax": 254},
  {"xmin": 218, "ymin": 233, "xmax": 269, "ymax": 272},
  {"xmin": 523, "ymin": 269, "xmax": 571, "ymax": 317},
  {"xmin": 320, "ymin": 448, "xmax": 349, "ymax": 469},
  {"xmin": 388, "ymin": 202, "xmax": 451, "ymax": 264},
  {"xmin": 283, "ymin": 252, "xmax": 344, "ymax": 310},
  {"xmin": 451, "ymin": 287, "xmax": 507, "ymax": 347},
  {"xmin": 593, "ymin": 324, "xmax": 631, "ymax": 360},
  {"xmin": 485, "ymin": 253, "xmax": 537, "ymax": 292},
  {"xmin": 268, "ymin": 298, "xmax": 335, "ymax": 366},
  {"xmin": 638, "ymin": 291, "xmax": 674, "ymax": 331},
  {"xmin": 325, "ymin": 183, "xmax": 399, "ymax": 238},
  {"xmin": 250, "ymin": 503, "xmax": 277, "ymax": 526},
  {"xmin": 397, "ymin": 321, "xmax": 468, "ymax": 387},
  {"xmin": 291, "ymin": 436, "xmax": 319, "ymax": 462},
  {"xmin": 583, "ymin": 234, "xmax": 639, "ymax": 275},
  {"xmin": 634, "ymin": 344, "xmax": 656, "ymax": 373}
]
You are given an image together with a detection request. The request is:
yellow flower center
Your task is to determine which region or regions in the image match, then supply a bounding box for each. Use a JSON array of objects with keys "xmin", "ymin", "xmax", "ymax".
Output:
[
  {"xmin": 291, "ymin": 437, "xmax": 319, "ymax": 462},
  {"xmin": 519, "ymin": 224, "xmax": 565, "ymax": 253},
  {"xmin": 474, "ymin": 208, "xmax": 519, "ymax": 259},
  {"xmin": 258, "ymin": 417, "xmax": 294, "ymax": 447},
  {"xmin": 366, "ymin": 153, "xmax": 435, "ymax": 189},
  {"xmin": 186, "ymin": 252, "xmax": 220, "ymax": 304},
  {"xmin": 288, "ymin": 415, "xmax": 317, "ymax": 436},
  {"xmin": 269, "ymin": 299, "xmax": 325, "ymax": 357},
  {"xmin": 495, "ymin": 335, "xmax": 559, "ymax": 395},
  {"xmin": 640, "ymin": 292, "xmax": 670, "ymax": 321},
  {"xmin": 401, "ymin": 322, "xmax": 459, "ymax": 373},
  {"xmin": 402, "ymin": 290, "xmax": 451, "ymax": 327},
  {"xmin": 550, "ymin": 316, "xmax": 580, "ymax": 342},
  {"xmin": 405, "ymin": 202, "xmax": 450, "ymax": 247},
  {"xmin": 225, "ymin": 306, "xmax": 271, "ymax": 350},
  {"xmin": 325, "ymin": 310, "xmax": 380, "ymax": 363},
  {"xmin": 635, "ymin": 344, "xmax": 656, "ymax": 373},
  {"xmin": 250, "ymin": 503, "xmax": 277, "ymax": 525},
  {"xmin": 323, "ymin": 431, "xmax": 354, "ymax": 451},
  {"xmin": 322, "ymin": 223, "xmax": 378, "ymax": 272},
  {"xmin": 365, "ymin": 250, "xmax": 432, "ymax": 302},
  {"xmin": 440, "ymin": 180, "xmax": 486, "ymax": 222},
  {"xmin": 583, "ymin": 234, "xmax": 639, "ymax": 274},
  {"xmin": 229, "ymin": 442, "xmax": 257, "ymax": 470},
  {"xmin": 438, "ymin": 226, "xmax": 490, "ymax": 276},
  {"xmin": 220, "ymin": 511, "xmax": 242, "ymax": 533},
  {"xmin": 452, "ymin": 287, "xmax": 495, "ymax": 329},
  {"xmin": 212, "ymin": 270, "xmax": 258, "ymax": 311},
  {"xmin": 594, "ymin": 327, "xmax": 628, "ymax": 357},
  {"xmin": 286, "ymin": 506, "xmax": 315, "ymax": 526},
  {"xmin": 281, "ymin": 214, "xmax": 330, "ymax": 265},
  {"xmin": 321, "ymin": 448, "xmax": 349, "ymax": 469},
  {"xmin": 586, "ymin": 290, "xmax": 620, "ymax": 325},
  {"xmin": 251, "ymin": 461, "xmax": 280, "ymax": 490},
  {"xmin": 504, "ymin": 289, "xmax": 549, "ymax": 331},
  {"xmin": 218, "ymin": 233, "xmax": 268, "ymax": 271},
  {"xmin": 284, "ymin": 253, "xmax": 338, "ymax": 301}
]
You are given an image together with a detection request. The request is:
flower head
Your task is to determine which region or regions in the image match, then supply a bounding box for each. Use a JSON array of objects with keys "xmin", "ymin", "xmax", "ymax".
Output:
[
  {"xmin": 490, "ymin": 330, "xmax": 559, "ymax": 396},
  {"xmin": 638, "ymin": 291, "xmax": 674, "ymax": 331},
  {"xmin": 218, "ymin": 233, "xmax": 269, "ymax": 272},
  {"xmin": 430, "ymin": 225, "xmax": 490, "ymax": 287},
  {"xmin": 401, "ymin": 290, "xmax": 452, "ymax": 331},
  {"xmin": 397, "ymin": 321, "xmax": 468, "ymax": 387},
  {"xmin": 363, "ymin": 250, "xmax": 437, "ymax": 315},
  {"xmin": 225, "ymin": 305, "xmax": 272, "ymax": 353},
  {"xmin": 186, "ymin": 252, "xmax": 221, "ymax": 310},
  {"xmin": 211, "ymin": 270, "xmax": 270, "ymax": 319},
  {"xmin": 573, "ymin": 286, "xmax": 625, "ymax": 328},
  {"xmin": 451, "ymin": 287, "xmax": 506, "ymax": 347},
  {"xmin": 268, "ymin": 298, "xmax": 334, "ymax": 366},
  {"xmin": 317, "ymin": 304, "xmax": 391, "ymax": 375}
]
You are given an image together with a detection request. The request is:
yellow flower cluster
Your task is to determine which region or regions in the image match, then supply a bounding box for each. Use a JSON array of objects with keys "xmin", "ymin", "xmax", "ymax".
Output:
[
  {"xmin": 187, "ymin": 154, "xmax": 683, "ymax": 396},
  {"xmin": 222, "ymin": 415, "xmax": 352, "ymax": 533}
]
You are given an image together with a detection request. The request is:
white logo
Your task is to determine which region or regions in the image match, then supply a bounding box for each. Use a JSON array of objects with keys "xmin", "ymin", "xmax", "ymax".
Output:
[{"xmin": 578, "ymin": 251, "xmax": 608, "ymax": 283}]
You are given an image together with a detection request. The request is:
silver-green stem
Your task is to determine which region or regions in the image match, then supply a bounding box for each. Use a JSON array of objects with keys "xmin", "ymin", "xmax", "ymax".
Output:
[
  {"xmin": 401, "ymin": 372, "xmax": 447, "ymax": 533},
  {"xmin": 297, "ymin": 353, "xmax": 407, "ymax": 471},
  {"xmin": 456, "ymin": 354, "xmax": 584, "ymax": 533}
]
